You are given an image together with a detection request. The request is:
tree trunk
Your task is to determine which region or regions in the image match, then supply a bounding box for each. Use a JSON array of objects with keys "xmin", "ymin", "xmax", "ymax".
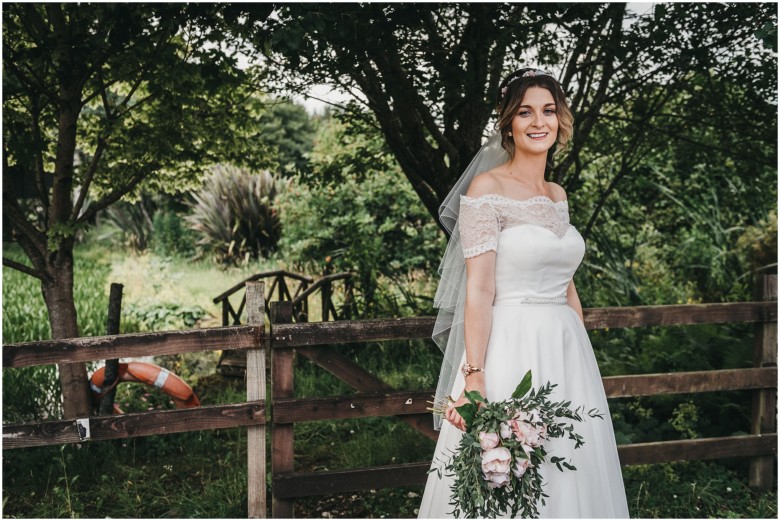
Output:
[{"xmin": 41, "ymin": 248, "xmax": 91, "ymax": 419}]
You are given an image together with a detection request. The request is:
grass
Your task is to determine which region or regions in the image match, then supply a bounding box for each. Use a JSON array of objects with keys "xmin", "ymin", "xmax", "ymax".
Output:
[{"xmin": 1, "ymin": 240, "xmax": 777, "ymax": 518}]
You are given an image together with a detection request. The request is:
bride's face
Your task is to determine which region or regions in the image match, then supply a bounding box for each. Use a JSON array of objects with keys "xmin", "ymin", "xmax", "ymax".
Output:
[{"xmin": 510, "ymin": 87, "xmax": 559, "ymax": 156}]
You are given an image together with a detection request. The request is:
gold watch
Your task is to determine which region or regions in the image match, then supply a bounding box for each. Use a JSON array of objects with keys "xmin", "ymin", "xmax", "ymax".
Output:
[{"xmin": 461, "ymin": 362, "xmax": 484, "ymax": 378}]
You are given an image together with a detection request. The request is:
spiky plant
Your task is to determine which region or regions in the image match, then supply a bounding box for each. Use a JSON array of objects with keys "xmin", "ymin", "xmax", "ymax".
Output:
[
  {"xmin": 186, "ymin": 165, "xmax": 282, "ymax": 264},
  {"xmin": 95, "ymin": 194, "xmax": 157, "ymax": 252}
]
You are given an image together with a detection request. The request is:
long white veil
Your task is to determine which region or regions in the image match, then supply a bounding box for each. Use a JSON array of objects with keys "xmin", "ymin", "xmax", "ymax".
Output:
[{"xmin": 431, "ymin": 129, "xmax": 509, "ymax": 430}]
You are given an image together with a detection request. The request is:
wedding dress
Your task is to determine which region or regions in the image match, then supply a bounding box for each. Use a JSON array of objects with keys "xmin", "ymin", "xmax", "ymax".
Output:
[{"xmin": 418, "ymin": 193, "xmax": 630, "ymax": 518}]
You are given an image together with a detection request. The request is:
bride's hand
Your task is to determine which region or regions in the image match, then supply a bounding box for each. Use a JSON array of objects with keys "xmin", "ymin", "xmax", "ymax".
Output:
[{"xmin": 445, "ymin": 382, "xmax": 486, "ymax": 432}]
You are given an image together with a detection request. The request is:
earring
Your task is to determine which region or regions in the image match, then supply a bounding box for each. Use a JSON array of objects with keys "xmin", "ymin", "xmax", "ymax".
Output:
[{"xmin": 508, "ymin": 131, "xmax": 512, "ymax": 136}]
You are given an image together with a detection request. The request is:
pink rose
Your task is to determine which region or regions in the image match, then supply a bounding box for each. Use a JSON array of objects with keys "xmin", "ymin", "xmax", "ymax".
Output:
[
  {"xmin": 478, "ymin": 431, "xmax": 500, "ymax": 450},
  {"xmin": 514, "ymin": 410, "xmax": 531, "ymax": 422},
  {"xmin": 485, "ymin": 471, "xmax": 510, "ymax": 489},
  {"xmin": 511, "ymin": 418, "xmax": 534, "ymax": 445},
  {"xmin": 511, "ymin": 409, "xmax": 548, "ymax": 447},
  {"xmin": 481, "ymin": 446, "xmax": 511, "ymax": 476},
  {"xmin": 513, "ymin": 456, "xmax": 531, "ymax": 478},
  {"xmin": 499, "ymin": 421, "xmax": 513, "ymax": 440},
  {"xmin": 525, "ymin": 426, "xmax": 543, "ymax": 447}
]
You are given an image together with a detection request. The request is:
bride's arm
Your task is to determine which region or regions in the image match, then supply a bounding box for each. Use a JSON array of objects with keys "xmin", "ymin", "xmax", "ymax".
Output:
[
  {"xmin": 445, "ymin": 174, "xmax": 499, "ymax": 431},
  {"xmin": 567, "ymin": 279, "xmax": 585, "ymax": 324},
  {"xmin": 463, "ymin": 252, "xmax": 496, "ymax": 379},
  {"xmin": 445, "ymin": 251, "xmax": 496, "ymax": 432}
]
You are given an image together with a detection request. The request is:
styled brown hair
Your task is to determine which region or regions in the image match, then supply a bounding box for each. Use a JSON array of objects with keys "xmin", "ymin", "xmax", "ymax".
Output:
[{"xmin": 495, "ymin": 69, "xmax": 573, "ymax": 159}]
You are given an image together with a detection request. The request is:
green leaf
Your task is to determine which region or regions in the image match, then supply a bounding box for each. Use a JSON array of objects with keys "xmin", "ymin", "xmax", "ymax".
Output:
[
  {"xmin": 512, "ymin": 370, "xmax": 533, "ymax": 399},
  {"xmin": 455, "ymin": 402, "xmax": 477, "ymax": 430},
  {"xmin": 464, "ymin": 389, "xmax": 485, "ymax": 405}
]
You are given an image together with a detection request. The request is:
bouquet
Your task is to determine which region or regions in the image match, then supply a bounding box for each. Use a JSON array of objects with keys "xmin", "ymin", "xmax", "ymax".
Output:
[{"xmin": 428, "ymin": 370, "xmax": 603, "ymax": 518}]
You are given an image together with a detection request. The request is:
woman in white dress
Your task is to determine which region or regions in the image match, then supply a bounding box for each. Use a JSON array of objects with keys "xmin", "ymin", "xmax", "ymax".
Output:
[{"xmin": 418, "ymin": 69, "xmax": 630, "ymax": 518}]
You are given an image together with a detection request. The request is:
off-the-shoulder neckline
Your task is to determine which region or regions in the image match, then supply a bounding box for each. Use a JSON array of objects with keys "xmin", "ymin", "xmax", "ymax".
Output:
[{"xmin": 461, "ymin": 193, "xmax": 568, "ymax": 205}]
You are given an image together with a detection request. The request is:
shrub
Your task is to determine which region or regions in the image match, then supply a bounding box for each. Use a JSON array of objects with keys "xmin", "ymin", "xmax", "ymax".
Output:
[
  {"xmin": 186, "ymin": 165, "xmax": 282, "ymax": 264},
  {"xmin": 276, "ymin": 113, "xmax": 443, "ymax": 318},
  {"xmin": 95, "ymin": 194, "xmax": 157, "ymax": 252},
  {"xmin": 152, "ymin": 209, "xmax": 197, "ymax": 258},
  {"xmin": 124, "ymin": 302, "xmax": 207, "ymax": 331}
]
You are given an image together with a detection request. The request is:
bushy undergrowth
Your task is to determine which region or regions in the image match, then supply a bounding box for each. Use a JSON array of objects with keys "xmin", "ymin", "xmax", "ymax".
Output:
[{"xmin": 623, "ymin": 461, "xmax": 777, "ymax": 518}]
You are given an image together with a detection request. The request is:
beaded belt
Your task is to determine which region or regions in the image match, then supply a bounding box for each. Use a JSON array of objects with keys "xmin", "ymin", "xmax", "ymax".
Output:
[{"xmin": 493, "ymin": 295, "xmax": 568, "ymax": 306}]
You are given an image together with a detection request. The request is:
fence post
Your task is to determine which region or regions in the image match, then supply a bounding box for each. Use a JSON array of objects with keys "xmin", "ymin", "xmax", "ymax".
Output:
[
  {"xmin": 271, "ymin": 301, "xmax": 295, "ymax": 518},
  {"xmin": 221, "ymin": 299, "xmax": 230, "ymax": 327},
  {"xmin": 322, "ymin": 261, "xmax": 333, "ymax": 321},
  {"xmin": 99, "ymin": 283, "xmax": 123, "ymax": 415},
  {"xmin": 749, "ymin": 273, "xmax": 777, "ymax": 489},
  {"xmin": 246, "ymin": 281, "xmax": 267, "ymax": 518}
]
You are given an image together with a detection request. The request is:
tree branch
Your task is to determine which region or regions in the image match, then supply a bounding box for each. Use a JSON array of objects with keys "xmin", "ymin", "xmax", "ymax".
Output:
[
  {"xmin": 70, "ymin": 136, "xmax": 106, "ymax": 221},
  {"xmin": 98, "ymin": 68, "xmax": 113, "ymax": 119},
  {"xmin": 30, "ymin": 94, "xmax": 50, "ymax": 214},
  {"xmin": 3, "ymin": 257, "xmax": 45, "ymax": 279},
  {"xmin": 2, "ymin": 152, "xmax": 48, "ymax": 255},
  {"xmin": 76, "ymin": 165, "xmax": 157, "ymax": 225},
  {"xmin": 2, "ymin": 49, "xmax": 59, "ymax": 104}
]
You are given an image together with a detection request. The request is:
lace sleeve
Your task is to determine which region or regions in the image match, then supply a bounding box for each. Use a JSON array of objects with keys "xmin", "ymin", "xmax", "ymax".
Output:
[{"xmin": 459, "ymin": 195, "xmax": 499, "ymax": 258}]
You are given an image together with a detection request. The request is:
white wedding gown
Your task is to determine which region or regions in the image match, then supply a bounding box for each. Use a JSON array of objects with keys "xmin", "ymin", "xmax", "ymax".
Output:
[{"xmin": 418, "ymin": 194, "xmax": 629, "ymax": 518}]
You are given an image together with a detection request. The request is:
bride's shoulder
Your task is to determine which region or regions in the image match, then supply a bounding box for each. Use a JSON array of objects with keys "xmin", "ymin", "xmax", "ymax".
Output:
[
  {"xmin": 546, "ymin": 181, "xmax": 568, "ymax": 201},
  {"xmin": 465, "ymin": 171, "xmax": 503, "ymax": 198}
]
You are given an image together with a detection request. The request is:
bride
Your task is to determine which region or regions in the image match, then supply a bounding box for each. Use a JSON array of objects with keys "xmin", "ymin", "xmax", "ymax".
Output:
[{"xmin": 418, "ymin": 69, "xmax": 630, "ymax": 518}]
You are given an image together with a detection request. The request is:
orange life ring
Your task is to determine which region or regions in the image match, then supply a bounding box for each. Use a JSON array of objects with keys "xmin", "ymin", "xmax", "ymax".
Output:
[{"xmin": 89, "ymin": 362, "xmax": 200, "ymax": 414}]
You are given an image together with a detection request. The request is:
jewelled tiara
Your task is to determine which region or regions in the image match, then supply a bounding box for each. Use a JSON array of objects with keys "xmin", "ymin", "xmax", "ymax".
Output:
[{"xmin": 500, "ymin": 69, "xmax": 552, "ymax": 98}]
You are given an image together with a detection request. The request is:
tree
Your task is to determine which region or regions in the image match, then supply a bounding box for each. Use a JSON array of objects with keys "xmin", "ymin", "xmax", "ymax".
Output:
[
  {"xmin": 257, "ymin": 3, "xmax": 776, "ymax": 235},
  {"xmin": 277, "ymin": 109, "xmax": 443, "ymax": 317},
  {"xmin": 2, "ymin": 4, "xmax": 273, "ymax": 418}
]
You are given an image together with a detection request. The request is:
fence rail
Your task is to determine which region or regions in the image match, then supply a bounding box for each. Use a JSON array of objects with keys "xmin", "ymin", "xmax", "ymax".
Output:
[
  {"xmin": 271, "ymin": 434, "xmax": 778, "ymax": 500},
  {"xmin": 3, "ymin": 402, "xmax": 265, "ymax": 449},
  {"xmin": 3, "ymin": 325, "xmax": 259, "ymax": 368}
]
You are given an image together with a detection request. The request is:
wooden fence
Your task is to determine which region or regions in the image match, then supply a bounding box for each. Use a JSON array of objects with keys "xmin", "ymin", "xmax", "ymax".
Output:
[
  {"xmin": 267, "ymin": 274, "xmax": 777, "ymax": 517},
  {"xmin": 3, "ymin": 282, "xmax": 270, "ymax": 518},
  {"xmin": 3, "ymin": 276, "xmax": 777, "ymax": 518}
]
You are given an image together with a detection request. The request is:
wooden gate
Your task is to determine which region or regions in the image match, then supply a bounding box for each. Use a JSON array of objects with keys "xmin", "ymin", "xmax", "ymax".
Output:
[{"xmin": 267, "ymin": 275, "xmax": 777, "ymax": 517}]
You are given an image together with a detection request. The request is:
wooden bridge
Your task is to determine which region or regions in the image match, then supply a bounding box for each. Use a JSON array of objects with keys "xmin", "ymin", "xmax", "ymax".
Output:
[{"xmin": 213, "ymin": 268, "xmax": 354, "ymax": 375}]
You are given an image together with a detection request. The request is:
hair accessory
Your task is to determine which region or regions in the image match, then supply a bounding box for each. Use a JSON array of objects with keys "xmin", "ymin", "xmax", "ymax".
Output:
[{"xmin": 500, "ymin": 69, "xmax": 552, "ymax": 98}]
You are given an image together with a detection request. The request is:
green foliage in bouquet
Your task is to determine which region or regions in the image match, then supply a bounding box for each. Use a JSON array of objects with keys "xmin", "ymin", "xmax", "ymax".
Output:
[{"xmin": 430, "ymin": 370, "xmax": 603, "ymax": 518}]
